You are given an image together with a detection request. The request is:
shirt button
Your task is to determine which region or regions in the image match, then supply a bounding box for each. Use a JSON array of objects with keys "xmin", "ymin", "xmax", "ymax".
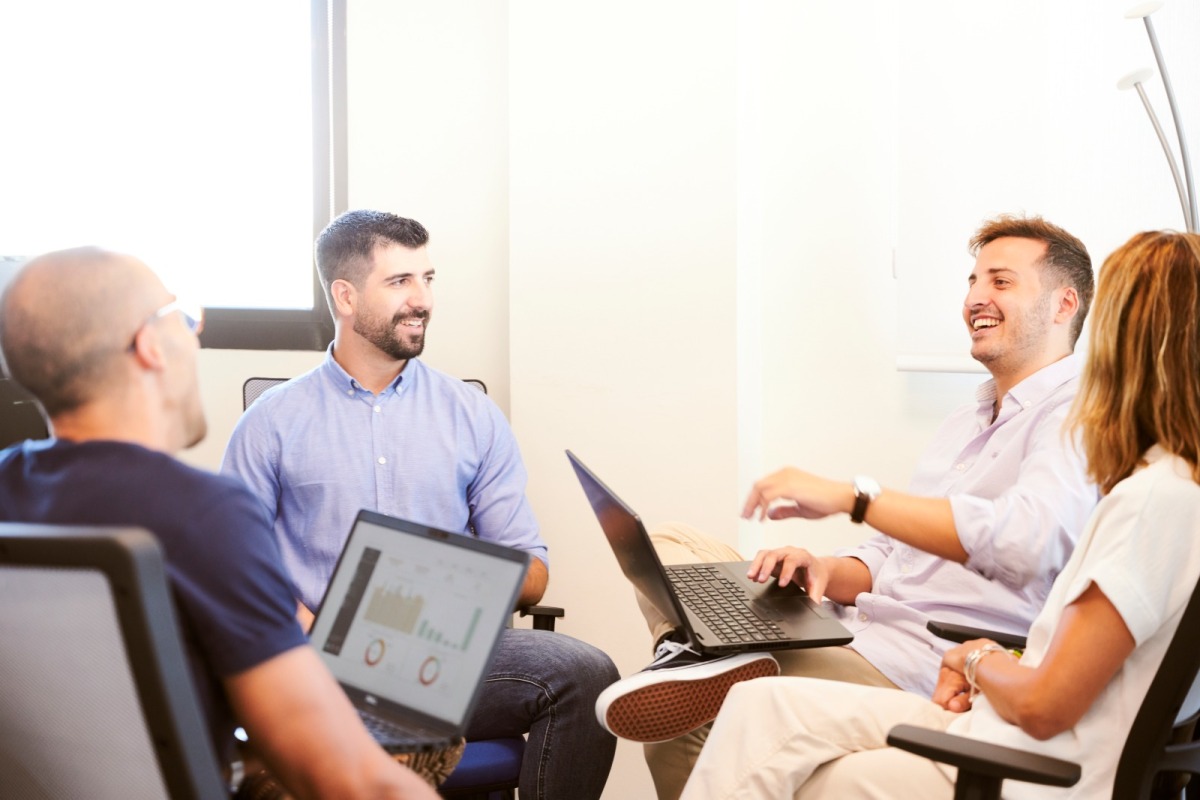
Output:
[
  {"xmin": 346, "ymin": 389, "xmax": 355, "ymax": 396},
  {"xmin": 374, "ymin": 405, "xmax": 382, "ymax": 413},
  {"xmin": 1022, "ymin": 400, "xmax": 1032, "ymax": 409},
  {"xmin": 956, "ymin": 463, "xmax": 966, "ymax": 471},
  {"xmin": 858, "ymin": 613, "xmax": 869, "ymax": 622},
  {"xmin": 377, "ymin": 456, "xmax": 387, "ymax": 465}
]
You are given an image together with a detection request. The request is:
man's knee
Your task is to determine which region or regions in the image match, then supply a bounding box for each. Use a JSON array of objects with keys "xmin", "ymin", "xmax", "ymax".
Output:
[
  {"xmin": 507, "ymin": 628, "xmax": 618, "ymax": 691},
  {"xmin": 648, "ymin": 522, "xmax": 742, "ymax": 565}
]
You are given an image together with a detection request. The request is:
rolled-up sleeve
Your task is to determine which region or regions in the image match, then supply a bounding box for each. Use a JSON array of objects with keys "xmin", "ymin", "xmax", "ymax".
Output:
[
  {"xmin": 952, "ymin": 403, "xmax": 1094, "ymax": 589},
  {"xmin": 835, "ymin": 533, "xmax": 895, "ymax": 581}
]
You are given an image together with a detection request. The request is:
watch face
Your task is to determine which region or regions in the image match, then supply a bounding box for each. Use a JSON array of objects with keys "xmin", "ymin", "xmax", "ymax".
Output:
[{"xmin": 855, "ymin": 475, "xmax": 881, "ymax": 498}]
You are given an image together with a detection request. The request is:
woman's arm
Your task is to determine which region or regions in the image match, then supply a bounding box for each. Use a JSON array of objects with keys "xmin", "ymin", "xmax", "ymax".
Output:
[{"xmin": 940, "ymin": 581, "xmax": 1134, "ymax": 740}]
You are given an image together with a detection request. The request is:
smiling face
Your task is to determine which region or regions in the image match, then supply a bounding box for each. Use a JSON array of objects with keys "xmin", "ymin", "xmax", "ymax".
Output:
[
  {"xmin": 963, "ymin": 236, "xmax": 1060, "ymax": 379},
  {"xmin": 350, "ymin": 242, "xmax": 435, "ymax": 362}
]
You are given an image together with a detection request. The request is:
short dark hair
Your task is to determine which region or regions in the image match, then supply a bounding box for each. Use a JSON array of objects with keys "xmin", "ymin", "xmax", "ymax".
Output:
[
  {"xmin": 969, "ymin": 215, "xmax": 1094, "ymax": 347},
  {"xmin": 313, "ymin": 210, "xmax": 429, "ymax": 314}
]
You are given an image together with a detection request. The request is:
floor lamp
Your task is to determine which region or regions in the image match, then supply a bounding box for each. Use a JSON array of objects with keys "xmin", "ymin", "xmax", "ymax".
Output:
[{"xmin": 1118, "ymin": 1, "xmax": 1197, "ymax": 233}]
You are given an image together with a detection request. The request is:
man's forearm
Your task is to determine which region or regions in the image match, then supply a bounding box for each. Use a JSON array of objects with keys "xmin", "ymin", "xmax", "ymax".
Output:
[
  {"xmin": 863, "ymin": 492, "xmax": 965, "ymax": 563},
  {"xmin": 820, "ymin": 556, "xmax": 873, "ymax": 605}
]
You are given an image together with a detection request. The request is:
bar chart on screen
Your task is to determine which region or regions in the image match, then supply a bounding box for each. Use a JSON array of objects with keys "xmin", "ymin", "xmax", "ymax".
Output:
[{"xmin": 319, "ymin": 543, "xmax": 500, "ymax": 699}]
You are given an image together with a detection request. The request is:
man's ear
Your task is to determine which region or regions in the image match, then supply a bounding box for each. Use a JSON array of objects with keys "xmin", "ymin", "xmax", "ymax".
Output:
[
  {"xmin": 1054, "ymin": 285, "xmax": 1080, "ymax": 324},
  {"xmin": 129, "ymin": 326, "xmax": 166, "ymax": 372},
  {"xmin": 330, "ymin": 278, "xmax": 357, "ymax": 318}
]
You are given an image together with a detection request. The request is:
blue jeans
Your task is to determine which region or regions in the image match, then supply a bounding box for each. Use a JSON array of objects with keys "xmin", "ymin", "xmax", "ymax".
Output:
[{"xmin": 465, "ymin": 628, "xmax": 618, "ymax": 799}]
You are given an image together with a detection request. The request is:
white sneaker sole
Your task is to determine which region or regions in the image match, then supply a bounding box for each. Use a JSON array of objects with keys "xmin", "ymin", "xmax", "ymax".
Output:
[{"xmin": 595, "ymin": 652, "xmax": 780, "ymax": 743}]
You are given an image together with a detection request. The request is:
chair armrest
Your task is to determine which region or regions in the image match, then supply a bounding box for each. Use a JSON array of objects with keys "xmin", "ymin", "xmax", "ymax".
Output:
[
  {"xmin": 927, "ymin": 621, "xmax": 1027, "ymax": 651},
  {"xmin": 518, "ymin": 605, "xmax": 564, "ymax": 632},
  {"xmin": 887, "ymin": 724, "xmax": 1080, "ymax": 788}
]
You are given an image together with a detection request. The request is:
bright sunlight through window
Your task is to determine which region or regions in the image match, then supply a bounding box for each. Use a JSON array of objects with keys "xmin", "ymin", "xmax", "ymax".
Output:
[{"xmin": 1, "ymin": 1, "xmax": 314, "ymax": 311}]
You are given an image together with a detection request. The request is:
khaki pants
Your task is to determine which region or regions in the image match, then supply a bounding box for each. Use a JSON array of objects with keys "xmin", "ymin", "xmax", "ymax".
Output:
[
  {"xmin": 638, "ymin": 523, "xmax": 900, "ymax": 800},
  {"xmin": 679, "ymin": 677, "xmax": 956, "ymax": 800}
]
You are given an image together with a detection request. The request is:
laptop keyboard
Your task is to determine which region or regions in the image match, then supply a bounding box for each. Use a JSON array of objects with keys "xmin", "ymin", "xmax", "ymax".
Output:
[
  {"xmin": 357, "ymin": 709, "xmax": 442, "ymax": 747},
  {"xmin": 668, "ymin": 564, "xmax": 789, "ymax": 644}
]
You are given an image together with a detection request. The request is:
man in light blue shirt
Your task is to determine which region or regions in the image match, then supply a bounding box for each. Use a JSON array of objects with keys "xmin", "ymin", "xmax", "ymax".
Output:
[
  {"xmin": 597, "ymin": 215, "xmax": 1100, "ymax": 800},
  {"xmin": 222, "ymin": 210, "xmax": 617, "ymax": 799}
]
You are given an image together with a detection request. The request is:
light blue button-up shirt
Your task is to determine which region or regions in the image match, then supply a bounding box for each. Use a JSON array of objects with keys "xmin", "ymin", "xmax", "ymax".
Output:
[
  {"xmin": 833, "ymin": 353, "xmax": 1098, "ymax": 697},
  {"xmin": 221, "ymin": 348, "xmax": 547, "ymax": 610}
]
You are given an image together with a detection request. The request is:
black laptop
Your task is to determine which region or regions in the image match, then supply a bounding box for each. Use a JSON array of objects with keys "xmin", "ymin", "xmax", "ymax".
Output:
[
  {"xmin": 307, "ymin": 510, "xmax": 530, "ymax": 751},
  {"xmin": 567, "ymin": 450, "xmax": 852, "ymax": 654}
]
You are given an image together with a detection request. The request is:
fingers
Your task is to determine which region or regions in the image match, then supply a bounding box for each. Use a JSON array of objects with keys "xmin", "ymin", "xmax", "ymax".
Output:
[
  {"xmin": 766, "ymin": 502, "xmax": 801, "ymax": 521},
  {"xmin": 932, "ymin": 668, "xmax": 974, "ymax": 713},
  {"xmin": 747, "ymin": 549, "xmax": 783, "ymax": 582},
  {"xmin": 748, "ymin": 550, "xmax": 769, "ymax": 580},
  {"xmin": 931, "ymin": 666, "xmax": 968, "ymax": 709},
  {"xmin": 776, "ymin": 550, "xmax": 807, "ymax": 589},
  {"xmin": 741, "ymin": 468, "xmax": 801, "ymax": 521},
  {"xmin": 746, "ymin": 547, "xmax": 816, "ymax": 591},
  {"xmin": 941, "ymin": 639, "xmax": 998, "ymax": 674},
  {"xmin": 741, "ymin": 485, "xmax": 770, "ymax": 521},
  {"xmin": 742, "ymin": 467, "xmax": 849, "ymax": 522},
  {"xmin": 945, "ymin": 693, "xmax": 973, "ymax": 713},
  {"xmin": 804, "ymin": 559, "xmax": 829, "ymax": 604}
]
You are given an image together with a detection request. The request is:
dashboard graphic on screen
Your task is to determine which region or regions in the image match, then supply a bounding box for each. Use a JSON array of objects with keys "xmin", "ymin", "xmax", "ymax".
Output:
[{"xmin": 311, "ymin": 518, "xmax": 524, "ymax": 722}]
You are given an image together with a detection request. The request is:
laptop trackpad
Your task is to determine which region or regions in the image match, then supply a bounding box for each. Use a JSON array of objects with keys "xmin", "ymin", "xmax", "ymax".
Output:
[{"xmin": 749, "ymin": 600, "xmax": 785, "ymax": 620}]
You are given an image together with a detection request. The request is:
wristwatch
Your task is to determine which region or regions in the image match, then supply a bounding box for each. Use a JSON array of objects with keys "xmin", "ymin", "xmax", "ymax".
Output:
[{"xmin": 850, "ymin": 475, "xmax": 881, "ymax": 524}]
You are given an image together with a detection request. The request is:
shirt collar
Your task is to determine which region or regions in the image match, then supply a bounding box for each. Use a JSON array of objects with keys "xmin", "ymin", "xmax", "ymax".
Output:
[
  {"xmin": 320, "ymin": 343, "xmax": 415, "ymax": 395},
  {"xmin": 973, "ymin": 352, "xmax": 1082, "ymax": 419}
]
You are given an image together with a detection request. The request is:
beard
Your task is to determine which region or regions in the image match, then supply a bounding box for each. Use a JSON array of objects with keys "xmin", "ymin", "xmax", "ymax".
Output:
[
  {"xmin": 971, "ymin": 289, "xmax": 1053, "ymax": 370},
  {"xmin": 354, "ymin": 309, "xmax": 429, "ymax": 361}
]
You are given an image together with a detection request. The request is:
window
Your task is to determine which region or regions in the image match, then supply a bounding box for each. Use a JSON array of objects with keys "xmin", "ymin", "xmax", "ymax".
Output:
[{"xmin": 0, "ymin": 0, "xmax": 342, "ymax": 350}]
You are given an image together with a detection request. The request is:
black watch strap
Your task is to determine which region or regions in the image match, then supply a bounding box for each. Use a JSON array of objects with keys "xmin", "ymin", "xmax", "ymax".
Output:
[
  {"xmin": 850, "ymin": 476, "xmax": 880, "ymax": 524},
  {"xmin": 850, "ymin": 492, "xmax": 871, "ymax": 524}
]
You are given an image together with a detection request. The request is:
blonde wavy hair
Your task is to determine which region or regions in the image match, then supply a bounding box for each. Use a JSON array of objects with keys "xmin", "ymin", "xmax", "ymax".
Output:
[{"xmin": 1070, "ymin": 230, "xmax": 1200, "ymax": 495}]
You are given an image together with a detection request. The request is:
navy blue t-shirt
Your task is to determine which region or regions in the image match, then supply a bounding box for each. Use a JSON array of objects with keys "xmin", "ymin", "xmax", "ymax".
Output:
[{"xmin": 0, "ymin": 438, "xmax": 309, "ymax": 760}]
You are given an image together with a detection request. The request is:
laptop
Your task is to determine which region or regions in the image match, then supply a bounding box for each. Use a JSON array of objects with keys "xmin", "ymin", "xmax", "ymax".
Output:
[
  {"xmin": 307, "ymin": 509, "xmax": 530, "ymax": 751},
  {"xmin": 567, "ymin": 450, "xmax": 853, "ymax": 654}
]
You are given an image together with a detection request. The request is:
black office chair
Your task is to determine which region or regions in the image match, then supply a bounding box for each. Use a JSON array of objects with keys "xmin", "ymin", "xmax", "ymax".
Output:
[
  {"xmin": 0, "ymin": 523, "xmax": 228, "ymax": 799},
  {"xmin": 241, "ymin": 376, "xmax": 561, "ymax": 799},
  {"xmin": 0, "ymin": 377, "xmax": 50, "ymax": 450},
  {"xmin": 887, "ymin": 576, "xmax": 1200, "ymax": 800}
]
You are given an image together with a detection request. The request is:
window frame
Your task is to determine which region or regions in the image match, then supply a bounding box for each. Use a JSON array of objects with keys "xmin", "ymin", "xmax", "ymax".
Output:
[{"xmin": 197, "ymin": 0, "xmax": 344, "ymax": 351}]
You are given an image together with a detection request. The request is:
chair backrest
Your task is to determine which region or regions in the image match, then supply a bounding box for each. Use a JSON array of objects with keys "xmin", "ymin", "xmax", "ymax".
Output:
[
  {"xmin": 242, "ymin": 376, "xmax": 288, "ymax": 410},
  {"xmin": 1112, "ymin": 571, "xmax": 1200, "ymax": 798},
  {"xmin": 242, "ymin": 375, "xmax": 488, "ymax": 411},
  {"xmin": 0, "ymin": 523, "xmax": 227, "ymax": 800},
  {"xmin": 0, "ymin": 377, "xmax": 49, "ymax": 450}
]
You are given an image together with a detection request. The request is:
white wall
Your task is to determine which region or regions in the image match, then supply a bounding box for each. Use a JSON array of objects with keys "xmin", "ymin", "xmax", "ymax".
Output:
[
  {"xmin": 186, "ymin": 3, "xmax": 1198, "ymax": 797},
  {"xmin": 896, "ymin": 0, "xmax": 1200, "ymax": 366}
]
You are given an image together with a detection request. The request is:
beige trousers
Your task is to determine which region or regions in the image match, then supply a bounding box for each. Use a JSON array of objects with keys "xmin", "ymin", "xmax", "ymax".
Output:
[
  {"xmin": 679, "ymin": 677, "xmax": 957, "ymax": 800},
  {"xmin": 638, "ymin": 523, "xmax": 901, "ymax": 800}
]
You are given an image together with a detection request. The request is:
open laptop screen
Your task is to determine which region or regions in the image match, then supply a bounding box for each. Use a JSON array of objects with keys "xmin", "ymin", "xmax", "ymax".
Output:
[{"xmin": 309, "ymin": 511, "xmax": 528, "ymax": 725}]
